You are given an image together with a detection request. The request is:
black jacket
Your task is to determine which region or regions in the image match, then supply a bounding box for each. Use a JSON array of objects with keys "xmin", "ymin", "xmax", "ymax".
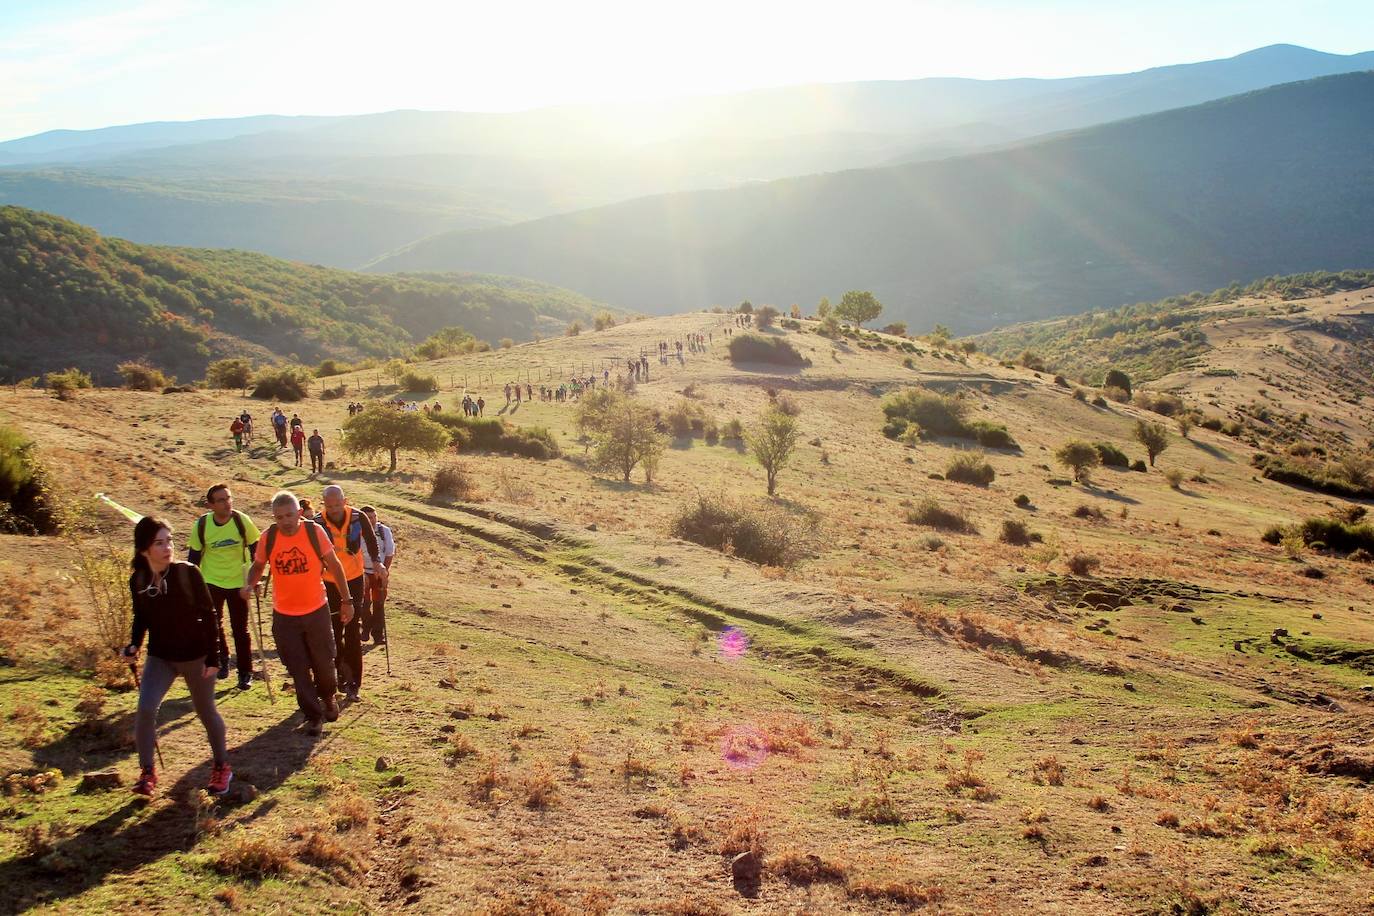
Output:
[{"xmin": 128, "ymin": 561, "xmax": 218, "ymax": 664}]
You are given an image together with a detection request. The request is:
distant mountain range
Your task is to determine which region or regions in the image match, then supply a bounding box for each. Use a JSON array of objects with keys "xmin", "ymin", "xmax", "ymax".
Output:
[
  {"xmin": 371, "ymin": 72, "xmax": 1374, "ymax": 332},
  {"xmin": 0, "ymin": 206, "xmax": 609, "ymax": 381},
  {"xmin": 1, "ymin": 44, "xmax": 1370, "ymax": 269}
]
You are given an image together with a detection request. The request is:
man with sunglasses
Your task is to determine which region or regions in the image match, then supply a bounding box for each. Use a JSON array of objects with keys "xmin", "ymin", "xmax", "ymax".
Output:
[{"xmin": 187, "ymin": 484, "xmax": 261, "ymax": 690}]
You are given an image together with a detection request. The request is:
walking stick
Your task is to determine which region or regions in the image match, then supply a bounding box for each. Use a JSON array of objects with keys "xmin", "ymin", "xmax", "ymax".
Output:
[
  {"xmin": 253, "ymin": 577, "xmax": 277, "ymax": 704},
  {"xmin": 128, "ymin": 660, "xmax": 166, "ymax": 769},
  {"xmin": 382, "ymin": 591, "xmax": 392, "ymax": 677}
]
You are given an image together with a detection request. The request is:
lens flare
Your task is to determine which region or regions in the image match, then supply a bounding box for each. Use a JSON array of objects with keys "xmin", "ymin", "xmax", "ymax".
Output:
[{"xmin": 718, "ymin": 626, "xmax": 749, "ymax": 660}]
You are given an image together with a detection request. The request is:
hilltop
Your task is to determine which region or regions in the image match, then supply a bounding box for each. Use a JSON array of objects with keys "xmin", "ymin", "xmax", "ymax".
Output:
[
  {"xmin": 0, "ymin": 206, "xmax": 611, "ymax": 381},
  {"xmin": 4, "ymin": 45, "xmax": 1373, "ymax": 267},
  {"xmin": 371, "ymin": 72, "xmax": 1374, "ymax": 331},
  {"xmin": 0, "ymin": 305, "xmax": 1370, "ymax": 913}
]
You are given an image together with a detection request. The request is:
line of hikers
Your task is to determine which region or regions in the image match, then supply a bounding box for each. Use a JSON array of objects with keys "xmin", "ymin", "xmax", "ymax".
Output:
[
  {"xmin": 229, "ymin": 409, "xmax": 327, "ymax": 474},
  {"xmin": 123, "ymin": 483, "xmax": 397, "ymax": 798}
]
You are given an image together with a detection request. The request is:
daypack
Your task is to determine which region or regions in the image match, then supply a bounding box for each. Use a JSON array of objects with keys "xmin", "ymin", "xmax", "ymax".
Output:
[
  {"xmin": 196, "ymin": 511, "xmax": 250, "ymax": 565},
  {"xmin": 317, "ymin": 508, "xmax": 364, "ymax": 556},
  {"xmin": 262, "ymin": 520, "xmax": 326, "ymax": 566}
]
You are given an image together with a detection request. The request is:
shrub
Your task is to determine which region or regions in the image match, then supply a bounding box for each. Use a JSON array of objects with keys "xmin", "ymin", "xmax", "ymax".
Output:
[
  {"xmin": 1066, "ymin": 554, "xmax": 1101, "ymax": 576},
  {"xmin": 206, "ymin": 358, "xmax": 254, "ymax": 389},
  {"xmin": 1253, "ymin": 455, "xmax": 1374, "ymax": 499},
  {"xmin": 1165, "ymin": 468, "xmax": 1186, "ymax": 490},
  {"xmin": 999, "ymin": 520, "xmax": 1034, "ymax": 546},
  {"xmin": 1013, "ymin": 493, "xmax": 1031, "ymax": 508},
  {"xmin": 968, "ymin": 422, "xmax": 1016, "ymax": 449},
  {"xmin": 432, "ymin": 462, "xmax": 478, "ymax": 501},
  {"xmin": 594, "ymin": 311, "xmax": 616, "ymax": 331},
  {"xmin": 1072, "ymin": 504, "xmax": 1105, "ymax": 520},
  {"xmin": 1292, "ymin": 517, "xmax": 1374, "ymax": 555},
  {"xmin": 431, "ymin": 414, "xmax": 560, "ymax": 459},
  {"xmin": 882, "ymin": 388, "xmax": 1016, "ymax": 449},
  {"xmin": 755, "ymin": 305, "xmax": 780, "ymax": 329},
  {"xmin": 499, "ymin": 338, "xmax": 514, "ymax": 350},
  {"xmin": 906, "ymin": 499, "xmax": 977, "ymax": 534},
  {"xmin": 0, "ymin": 425, "xmax": 58, "ymax": 535},
  {"xmin": 728, "ymin": 334, "xmax": 810, "ymax": 367},
  {"xmin": 1130, "ymin": 459, "xmax": 1148, "ymax": 472},
  {"xmin": 671, "ymin": 493, "xmax": 816, "ymax": 566},
  {"xmin": 398, "ymin": 371, "xmax": 439, "ymax": 393},
  {"xmin": 251, "ymin": 364, "xmax": 312, "ymax": 401},
  {"xmin": 1103, "ymin": 386, "xmax": 1130, "ymax": 403},
  {"xmin": 721, "ymin": 418, "xmax": 744, "ymax": 440},
  {"xmin": 945, "ymin": 453, "xmax": 995, "ymax": 487},
  {"xmin": 1134, "ymin": 420, "xmax": 1171, "ymax": 466},
  {"xmin": 1056, "ymin": 440, "xmax": 1101, "ymax": 484},
  {"xmin": 46, "ymin": 367, "xmax": 92, "ymax": 399},
  {"xmin": 1103, "ymin": 369, "xmax": 1132, "ymax": 399},
  {"xmin": 565, "ymin": 321, "xmax": 583, "ymax": 337},
  {"xmin": 320, "ymin": 383, "xmax": 347, "ymax": 399},
  {"xmin": 117, "ymin": 361, "xmax": 169, "ymax": 391},
  {"xmin": 1094, "ymin": 443, "xmax": 1130, "ymax": 468},
  {"xmin": 1135, "ymin": 391, "xmax": 1185, "ymax": 416},
  {"xmin": 316, "ymin": 359, "xmax": 350, "ymax": 377}
]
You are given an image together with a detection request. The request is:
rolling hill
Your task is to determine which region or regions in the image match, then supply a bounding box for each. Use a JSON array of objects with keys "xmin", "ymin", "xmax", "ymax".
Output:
[
  {"xmin": 2, "ymin": 44, "xmax": 1371, "ymax": 267},
  {"xmin": 0, "ymin": 206, "xmax": 610, "ymax": 381},
  {"xmin": 369, "ymin": 72, "xmax": 1374, "ymax": 331}
]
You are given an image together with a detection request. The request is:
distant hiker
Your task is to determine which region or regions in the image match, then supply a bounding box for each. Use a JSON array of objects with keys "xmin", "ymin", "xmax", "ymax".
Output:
[
  {"xmin": 359, "ymin": 505, "xmax": 395, "ymax": 645},
  {"xmin": 504, "ymin": 383, "xmax": 512, "ymax": 404},
  {"xmin": 272, "ymin": 408, "xmax": 288, "ymax": 448},
  {"xmin": 187, "ymin": 484, "xmax": 261, "ymax": 690},
  {"xmin": 316, "ymin": 485, "xmax": 384, "ymax": 702},
  {"xmin": 299, "ymin": 497, "xmax": 314, "ymax": 518},
  {"xmin": 432, "ymin": 401, "xmax": 442, "ymax": 413},
  {"xmin": 229, "ymin": 417, "xmax": 245, "ymax": 452},
  {"xmin": 239, "ymin": 411, "xmax": 254, "ymax": 443},
  {"xmin": 125, "ymin": 516, "xmax": 232, "ymax": 798},
  {"xmin": 308, "ymin": 430, "xmax": 326, "ymax": 475},
  {"xmin": 476, "ymin": 397, "xmax": 485, "ymax": 416},
  {"xmin": 290, "ymin": 425, "xmax": 306, "ymax": 467},
  {"xmin": 242, "ymin": 491, "xmax": 351, "ymax": 735}
]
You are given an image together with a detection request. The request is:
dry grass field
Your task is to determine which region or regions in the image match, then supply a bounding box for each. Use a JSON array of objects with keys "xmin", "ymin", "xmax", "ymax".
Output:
[{"xmin": 1, "ymin": 297, "xmax": 1371, "ymax": 914}]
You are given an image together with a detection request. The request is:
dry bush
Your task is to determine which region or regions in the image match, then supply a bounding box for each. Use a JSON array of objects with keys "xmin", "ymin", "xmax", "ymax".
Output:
[
  {"xmin": 719, "ymin": 810, "xmax": 767, "ymax": 858},
  {"xmin": 906, "ymin": 498, "xmax": 977, "ymax": 534},
  {"xmin": 431, "ymin": 462, "xmax": 479, "ymax": 502},
  {"xmin": 1066, "ymin": 553, "xmax": 1101, "ymax": 576},
  {"xmin": 1071, "ymin": 503, "xmax": 1105, "ymax": 520},
  {"xmin": 999, "ymin": 519, "xmax": 1035, "ymax": 545},
  {"xmin": 846, "ymin": 879, "xmax": 944, "ymax": 907},
  {"xmin": 1156, "ymin": 810, "xmax": 1181, "ymax": 828},
  {"xmin": 215, "ymin": 835, "xmax": 293, "ymax": 879},
  {"xmin": 470, "ymin": 758, "xmax": 509, "ymax": 804},
  {"xmin": 520, "ymin": 762, "xmax": 558, "ymax": 809},
  {"xmin": 10, "ymin": 702, "xmax": 46, "ymax": 748},
  {"xmin": 618, "ymin": 747, "xmax": 655, "ymax": 781},
  {"xmin": 1165, "ymin": 468, "xmax": 1186, "ymax": 490},
  {"xmin": 770, "ymin": 847, "xmax": 848, "ymax": 885},
  {"xmin": 1032, "ymin": 755, "xmax": 1066, "ymax": 786},
  {"xmin": 328, "ymin": 792, "xmax": 371, "ymax": 831},
  {"xmin": 447, "ymin": 734, "xmax": 478, "ymax": 765},
  {"xmin": 945, "ymin": 452, "xmax": 995, "ymax": 487},
  {"xmin": 671, "ymin": 492, "xmax": 817, "ymax": 566},
  {"xmin": 1088, "ymin": 794, "xmax": 1112, "ymax": 812}
]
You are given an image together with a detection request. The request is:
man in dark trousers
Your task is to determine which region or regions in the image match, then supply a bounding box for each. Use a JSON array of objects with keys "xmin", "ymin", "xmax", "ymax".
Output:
[
  {"xmin": 307, "ymin": 429, "xmax": 326, "ymax": 476},
  {"xmin": 187, "ymin": 484, "xmax": 261, "ymax": 689},
  {"xmin": 316, "ymin": 485, "xmax": 385, "ymax": 701}
]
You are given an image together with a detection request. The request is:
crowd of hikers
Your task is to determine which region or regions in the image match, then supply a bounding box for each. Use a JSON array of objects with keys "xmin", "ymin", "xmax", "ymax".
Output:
[{"xmin": 123, "ymin": 483, "xmax": 397, "ymax": 798}]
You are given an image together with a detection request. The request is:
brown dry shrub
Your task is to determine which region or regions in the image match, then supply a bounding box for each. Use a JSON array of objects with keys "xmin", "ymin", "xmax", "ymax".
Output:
[
  {"xmin": 447, "ymin": 734, "xmax": 478, "ymax": 765},
  {"xmin": 719, "ymin": 810, "xmax": 767, "ymax": 858},
  {"xmin": 295, "ymin": 829, "xmax": 362, "ymax": 881},
  {"xmin": 215, "ymin": 835, "xmax": 293, "ymax": 879},
  {"xmin": 846, "ymin": 878, "xmax": 944, "ymax": 907},
  {"xmin": 328, "ymin": 793, "xmax": 371, "ymax": 831},
  {"xmin": 521, "ymin": 762, "xmax": 558, "ymax": 810},
  {"xmin": 770, "ymin": 847, "xmax": 848, "ymax": 885},
  {"xmin": 1032, "ymin": 755, "xmax": 1066, "ymax": 786}
]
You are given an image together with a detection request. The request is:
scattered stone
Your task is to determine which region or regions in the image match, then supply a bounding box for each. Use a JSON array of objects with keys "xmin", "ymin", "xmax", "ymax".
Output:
[
  {"xmin": 438, "ymin": 678, "xmax": 457, "ymax": 690},
  {"xmin": 1122, "ymin": 682, "xmax": 1136, "ymax": 692},
  {"xmin": 1312, "ymin": 613, "xmax": 1323, "ymax": 620},
  {"xmin": 1361, "ymin": 685, "xmax": 1372, "ymax": 692},
  {"xmin": 731, "ymin": 850, "xmax": 761, "ymax": 884},
  {"xmin": 77, "ymin": 771, "xmax": 121, "ymax": 793},
  {"xmin": 1191, "ymin": 617, "xmax": 1204, "ymax": 625},
  {"xmin": 586, "ymin": 523, "xmax": 598, "ymax": 531},
  {"xmin": 501, "ymin": 603, "xmax": 512, "ymax": 609},
  {"xmin": 1271, "ymin": 628, "xmax": 1288, "ymax": 643},
  {"xmin": 376, "ymin": 756, "xmax": 392, "ymax": 772},
  {"xmin": 223, "ymin": 781, "xmax": 258, "ymax": 804},
  {"xmin": 1083, "ymin": 854, "xmax": 1109, "ymax": 867},
  {"xmin": 388, "ymin": 774, "xmax": 406, "ymax": 788},
  {"xmin": 1069, "ymin": 737, "xmax": 1085, "ymax": 746}
]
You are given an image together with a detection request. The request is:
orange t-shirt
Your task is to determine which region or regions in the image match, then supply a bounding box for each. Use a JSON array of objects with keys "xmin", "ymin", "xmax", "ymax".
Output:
[
  {"xmin": 256, "ymin": 521, "xmax": 334, "ymax": 615},
  {"xmin": 318, "ymin": 508, "xmax": 366, "ymax": 581}
]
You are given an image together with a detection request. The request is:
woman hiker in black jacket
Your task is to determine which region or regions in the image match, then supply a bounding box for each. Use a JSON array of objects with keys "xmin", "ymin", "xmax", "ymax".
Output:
[{"xmin": 124, "ymin": 515, "xmax": 232, "ymax": 798}]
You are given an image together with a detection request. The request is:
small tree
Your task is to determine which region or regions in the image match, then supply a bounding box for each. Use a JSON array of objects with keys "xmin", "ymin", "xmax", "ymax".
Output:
[
  {"xmin": 817, "ymin": 297, "xmax": 832, "ymax": 318},
  {"xmin": 1134, "ymin": 420, "xmax": 1171, "ymax": 467},
  {"xmin": 1056, "ymin": 440, "xmax": 1101, "ymax": 484},
  {"xmin": 1103, "ymin": 369, "xmax": 1132, "ymax": 399},
  {"xmin": 756, "ymin": 305, "xmax": 780, "ymax": 329},
  {"xmin": 594, "ymin": 311, "xmax": 616, "ymax": 331},
  {"xmin": 206, "ymin": 358, "xmax": 254, "ymax": 390},
  {"xmin": 342, "ymin": 407, "xmax": 449, "ymax": 472},
  {"xmin": 790, "ymin": 304, "xmax": 802, "ymax": 319},
  {"xmin": 565, "ymin": 321, "xmax": 583, "ymax": 337},
  {"xmin": 747, "ymin": 408, "xmax": 800, "ymax": 496},
  {"xmin": 46, "ymin": 367, "xmax": 92, "ymax": 400},
  {"xmin": 499, "ymin": 337, "xmax": 514, "ymax": 349},
  {"xmin": 1176, "ymin": 413, "xmax": 1196, "ymax": 438},
  {"xmin": 592, "ymin": 394, "xmax": 665, "ymax": 483},
  {"xmin": 117, "ymin": 361, "xmax": 169, "ymax": 391},
  {"xmin": 835, "ymin": 290, "xmax": 883, "ymax": 328},
  {"xmin": 737, "ymin": 301, "xmax": 754, "ymax": 314},
  {"xmin": 882, "ymin": 322, "xmax": 908, "ymax": 337}
]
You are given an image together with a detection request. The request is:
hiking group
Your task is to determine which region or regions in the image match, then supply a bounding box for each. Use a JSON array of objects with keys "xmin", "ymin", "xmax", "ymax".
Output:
[
  {"xmin": 122, "ymin": 483, "xmax": 396, "ymax": 799},
  {"xmin": 230, "ymin": 408, "xmax": 328, "ymax": 474}
]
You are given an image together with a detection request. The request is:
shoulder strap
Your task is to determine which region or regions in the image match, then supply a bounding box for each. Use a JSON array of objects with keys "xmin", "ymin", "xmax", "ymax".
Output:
[
  {"xmin": 303, "ymin": 520, "xmax": 325, "ymax": 561},
  {"xmin": 196, "ymin": 514, "xmax": 208, "ymax": 557},
  {"xmin": 232, "ymin": 511, "xmax": 249, "ymax": 563},
  {"xmin": 172, "ymin": 562, "xmax": 197, "ymax": 609},
  {"xmin": 264, "ymin": 523, "xmax": 277, "ymax": 561}
]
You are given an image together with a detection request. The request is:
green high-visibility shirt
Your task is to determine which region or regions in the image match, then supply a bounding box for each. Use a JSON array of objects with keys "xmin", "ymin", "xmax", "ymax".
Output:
[{"xmin": 188, "ymin": 512, "xmax": 262, "ymax": 589}]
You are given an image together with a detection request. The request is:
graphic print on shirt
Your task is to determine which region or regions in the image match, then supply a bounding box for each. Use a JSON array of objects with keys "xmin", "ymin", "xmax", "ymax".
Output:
[{"xmin": 273, "ymin": 546, "xmax": 311, "ymax": 577}]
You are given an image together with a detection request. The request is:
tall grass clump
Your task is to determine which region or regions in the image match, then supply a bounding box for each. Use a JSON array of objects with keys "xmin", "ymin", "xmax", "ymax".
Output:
[
  {"xmin": 0, "ymin": 425, "xmax": 58, "ymax": 534},
  {"xmin": 905, "ymin": 499, "xmax": 977, "ymax": 534},
  {"xmin": 945, "ymin": 453, "xmax": 995, "ymax": 487}
]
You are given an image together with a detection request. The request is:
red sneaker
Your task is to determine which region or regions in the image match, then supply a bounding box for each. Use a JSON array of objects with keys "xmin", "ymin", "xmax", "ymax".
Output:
[
  {"xmin": 132, "ymin": 766, "xmax": 157, "ymax": 798},
  {"xmin": 207, "ymin": 762, "xmax": 233, "ymax": 795}
]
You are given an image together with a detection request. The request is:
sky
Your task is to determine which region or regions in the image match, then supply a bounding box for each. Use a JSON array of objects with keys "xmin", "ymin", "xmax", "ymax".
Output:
[{"xmin": 2, "ymin": 0, "xmax": 1372, "ymax": 141}]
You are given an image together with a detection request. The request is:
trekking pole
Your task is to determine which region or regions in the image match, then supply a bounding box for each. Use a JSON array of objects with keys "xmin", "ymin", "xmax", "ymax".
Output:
[
  {"xmin": 382, "ymin": 600, "xmax": 392, "ymax": 677},
  {"xmin": 253, "ymin": 578, "xmax": 277, "ymax": 704},
  {"xmin": 128, "ymin": 660, "xmax": 166, "ymax": 769}
]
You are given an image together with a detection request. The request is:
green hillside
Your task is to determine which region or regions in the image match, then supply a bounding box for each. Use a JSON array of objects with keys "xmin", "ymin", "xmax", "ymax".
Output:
[
  {"xmin": 0, "ymin": 206, "xmax": 610, "ymax": 381},
  {"xmin": 369, "ymin": 73, "xmax": 1374, "ymax": 332}
]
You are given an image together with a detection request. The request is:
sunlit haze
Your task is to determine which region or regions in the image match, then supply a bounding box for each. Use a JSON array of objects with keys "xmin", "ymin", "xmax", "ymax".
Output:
[{"xmin": 2, "ymin": 0, "xmax": 1372, "ymax": 140}]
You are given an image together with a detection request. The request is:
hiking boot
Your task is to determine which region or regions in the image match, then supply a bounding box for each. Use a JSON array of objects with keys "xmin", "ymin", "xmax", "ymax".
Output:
[
  {"xmin": 237, "ymin": 672, "xmax": 252, "ymax": 690},
  {"xmin": 132, "ymin": 766, "xmax": 157, "ymax": 798},
  {"xmin": 216, "ymin": 658, "xmax": 229, "ymax": 681},
  {"xmin": 207, "ymin": 763, "xmax": 233, "ymax": 795},
  {"xmin": 305, "ymin": 718, "xmax": 323, "ymax": 737},
  {"xmin": 323, "ymin": 696, "xmax": 340, "ymax": 722},
  {"xmin": 345, "ymin": 684, "xmax": 360, "ymax": 703}
]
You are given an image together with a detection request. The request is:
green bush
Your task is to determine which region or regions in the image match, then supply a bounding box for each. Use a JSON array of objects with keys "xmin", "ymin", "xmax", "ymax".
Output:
[
  {"xmin": 431, "ymin": 414, "xmax": 559, "ymax": 459},
  {"xmin": 721, "ymin": 418, "xmax": 744, "ymax": 440},
  {"xmin": 251, "ymin": 365, "xmax": 313, "ymax": 401},
  {"xmin": 1254, "ymin": 455, "xmax": 1374, "ymax": 499},
  {"xmin": 671, "ymin": 493, "xmax": 815, "ymax": 566},
  {"xmin": 0, "ymin": 425, "xmax": 57, "ymax": 534},
  {"xmin": 45, "ymin": 367, "xmax": 92, "ymax": 399},
  {"xmin": 398, "ymin": 371, "xmax": 439, "ymax": 393},
  {"xmin": 1131, "ymin": 459, "xmax": 1148, "ymax": 472},
  {"xmin": 316, "ymin": 359, "xmax": 350, "ymax": 377},
  {"xmin": 664, "ymin": 400, "xmax": 710, "ymax": 438},
  {"xmin": 206, "ymin": 358, "xmax": 254, "ymax": 389},
  {"xmin": 1094, "ymin": 442, "xmax": 1130, "ymax": 468},
  {"xmin": 727, "ymin": 334, "xmax": 810, "ymax": 367},
  {"xmin": 999, "ymin": 519, "xmax": 1037, "ymax": 546},
  {"xmin": 905, "ymin": 498, "xmax": 977, "ymax": 534},
  {"xmin": 117, "ymin": 361, "xmax": 169, "ymax": 391},
  {"xmin": 945, "ymin": 453, "xmax": 995, "ymax": 487},
  {"xmin": 1013, "ymin": 493, "xmax": 1031, "ymax": 508},
  {"xmin": 1293, "ymin": 517, "xmax": 1374, "ymax": 554},
  {"xmin": 881, "ymin": 387, "xmax": 1017, "ymax": 449},
  {"xmin": 968, "ymin": 421, "xmax": 1016, "ymax": 449}
]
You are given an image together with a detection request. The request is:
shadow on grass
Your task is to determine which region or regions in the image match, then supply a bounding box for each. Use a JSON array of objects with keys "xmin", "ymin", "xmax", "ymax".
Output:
[
  {"xmin": 1188, "ymin": 437, "xmax": 1234, "ymax": 463},
  {"xmin": 1083, "ymin": 486, "xmax": 1141, "ymax": 505},
  {"xmin": 2, "ymin": 716, "xmax": 312, "ymax": 911}
]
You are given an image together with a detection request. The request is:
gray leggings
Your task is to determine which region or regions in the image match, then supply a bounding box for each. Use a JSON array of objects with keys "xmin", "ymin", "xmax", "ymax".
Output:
[{"xmin": 135, "ymin": 654, "xmax": 227, "ymax": 770}]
